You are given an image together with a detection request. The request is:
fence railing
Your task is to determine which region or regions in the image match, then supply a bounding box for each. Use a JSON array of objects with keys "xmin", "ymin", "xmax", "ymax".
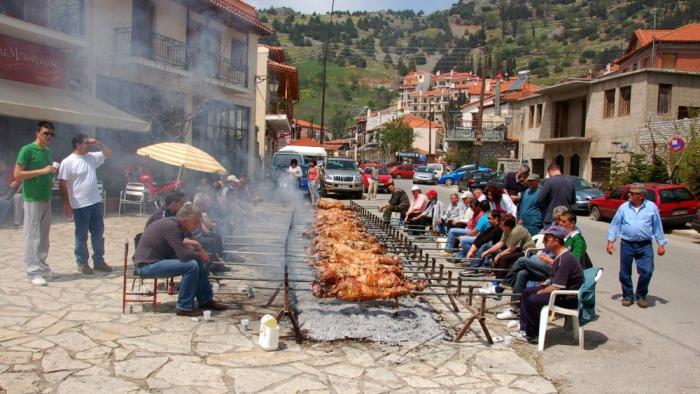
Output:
[{"xmin": 114, "ymin": 27, "xmax": 247, "ymax": 88}]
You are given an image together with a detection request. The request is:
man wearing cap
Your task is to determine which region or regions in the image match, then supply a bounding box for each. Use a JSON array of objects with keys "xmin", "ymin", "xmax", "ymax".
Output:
[
  {"xmin": 408, "ymin": 189, "xmax": 443, "ymax": 230},
  {"xmin": 405, "ymin": 186, "xmax": 429, "ymax": 223},
  {"xmin": 515, "ymin": 225, "xmax": 584, "ymax": 343},
  {"xmin": 518, "ymin": 174, "xmax": 543, "ymax": 235},
  {"xmin": 607, "ymin": 183, "xmax": 666, "ymax": 308},
  {"xmin": 379, "ymin": 180, "xmax": 410, "ymax": 224},
  {"xmin": 438, "ymin": 193, "xmax": 464, "ymax": 234}
]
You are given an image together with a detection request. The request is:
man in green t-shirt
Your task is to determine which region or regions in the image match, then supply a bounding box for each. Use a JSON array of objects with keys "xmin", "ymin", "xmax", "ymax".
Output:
[{"xmin": 14, "ymin": 121, "xmax": 58, "ymax": 286}]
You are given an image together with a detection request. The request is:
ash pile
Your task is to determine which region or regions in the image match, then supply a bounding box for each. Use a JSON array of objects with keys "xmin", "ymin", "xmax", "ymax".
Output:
[{"xmin": 292, "ymin": 199, "xmax": 444, "ymax": 343}]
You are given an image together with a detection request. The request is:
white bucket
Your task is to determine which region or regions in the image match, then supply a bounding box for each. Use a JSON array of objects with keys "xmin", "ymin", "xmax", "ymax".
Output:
[
  {"xmin": 436, "ymin": 237, "xmax": 447, "ymax": 250},
  {"xmin": 258, "ymin": 314, "xmax": 279, "ymax": 351}
]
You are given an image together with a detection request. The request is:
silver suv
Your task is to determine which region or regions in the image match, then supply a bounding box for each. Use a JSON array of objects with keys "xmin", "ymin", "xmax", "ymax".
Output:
[{"xmin": 321, "ymin": 158, "xmax": 363, "ymax": 199}]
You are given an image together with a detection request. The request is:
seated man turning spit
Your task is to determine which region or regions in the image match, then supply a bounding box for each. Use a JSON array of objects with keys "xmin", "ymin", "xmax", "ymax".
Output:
[{"xmin": 133, "ymin": 202, "xmax": 227, "ymax": 316}]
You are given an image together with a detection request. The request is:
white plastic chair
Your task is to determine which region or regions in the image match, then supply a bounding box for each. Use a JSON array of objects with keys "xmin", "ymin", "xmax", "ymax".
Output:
[
  {"xmin": 97, "ymin": 181, "xmax": 107, "ymax": 216},
  {"xmin": 538, "ymin": 268, "xmax": 603, "ymax": 351},
  {"xmin": 119, "ymin": 183, "xmax": 146, "ymax": 215},
  {"xmin": 525, "ymin": 233, "xmax": 545, "ymax": 257}
]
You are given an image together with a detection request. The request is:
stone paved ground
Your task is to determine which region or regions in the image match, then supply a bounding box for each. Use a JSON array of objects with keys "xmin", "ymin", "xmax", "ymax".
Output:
[{"xmin": 0, "ymin": 203, "xmax": 558, "ymax": 394}]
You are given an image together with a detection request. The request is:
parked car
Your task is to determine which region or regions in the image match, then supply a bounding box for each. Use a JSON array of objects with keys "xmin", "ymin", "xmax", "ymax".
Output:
[
  {"xmin": 457, "ymin": 169, "xmax": 495, "ymax": 192},
  {"xmin": 438, "ymin": 164, "xmax": 491, "ymax": 186},
  {"xmin": 413, "ymin": 166, "xmax": 437, "ymax": 184},
  {"xmin": 426, "ymin": 163, "xmax": 445, "ymax": 180},
  {"xmin": 589, "ymin": 183, "xmax": 698, "ymax": 226},
  {"xmin": 361, "ymin": 166, "xmax": 393, "ymax": 193},
  {"xmin": 567, "ymin": 176, "xmax": 605, "ymax": 212},
  {"xmin": 320, "ymin": 158, "xmax": 364, "ymax": 199},
  {"xmin": 390, "ymin": 164, "xmax": 415, "ymax": 179}
]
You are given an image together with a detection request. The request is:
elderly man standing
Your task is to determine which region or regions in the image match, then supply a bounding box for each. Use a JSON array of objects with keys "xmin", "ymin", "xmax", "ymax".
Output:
[
  {"xmin": 379, "ymin": 180, "xmax": 410, "ymax": 224},
  {"xmin": 59, "ymin": 133, "xmax": 113, "ymax": 274},
  {"xmin": 607, "ymin": 183, "xmax": 667, "ymax": 308},
  {"xmin": 14, "ymin": 121, "xmax": 58, "ymax": 286},
  {"xmin": 518, "ymin": 174, "xmax": 543, "ymax": 235},
  {"xmin": 134, "ymin": 203, "xmax": 227, "ymax": 316}
]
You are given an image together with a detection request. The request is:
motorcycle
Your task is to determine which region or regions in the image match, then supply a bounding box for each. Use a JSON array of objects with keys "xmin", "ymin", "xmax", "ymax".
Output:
[{"xmin": 138, "ymin": 174, "xmax": 185, "ymax": 208}]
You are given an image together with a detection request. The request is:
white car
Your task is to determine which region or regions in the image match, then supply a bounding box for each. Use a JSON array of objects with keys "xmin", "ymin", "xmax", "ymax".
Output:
[{"xmin": 427, "ymin": 163, "xmax": 445, "ymax": 180}]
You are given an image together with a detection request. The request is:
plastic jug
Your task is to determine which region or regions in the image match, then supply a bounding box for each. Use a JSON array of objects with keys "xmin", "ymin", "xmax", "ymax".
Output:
[{"xmin": 258, "ymin": 314, "xmax": 279, "ymax": 351}]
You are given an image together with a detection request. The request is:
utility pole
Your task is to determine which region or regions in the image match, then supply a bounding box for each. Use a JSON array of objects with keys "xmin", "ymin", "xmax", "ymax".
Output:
[
  {"xmin": 319, "ymin": 0, "xmax": 336, "ymax": 144},
  {"xmin": 428, "ymin": 110, "xmax": 433, "ymax": 160},
  {"xmin": 475, "ymin": 47, "xmax": 488, "ymax": 166}
]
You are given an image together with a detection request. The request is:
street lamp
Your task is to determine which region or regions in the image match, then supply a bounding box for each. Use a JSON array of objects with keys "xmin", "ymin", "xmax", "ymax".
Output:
[{"xmin": 268, "ymin": 75, "xmax": 280, "ymax": 94}]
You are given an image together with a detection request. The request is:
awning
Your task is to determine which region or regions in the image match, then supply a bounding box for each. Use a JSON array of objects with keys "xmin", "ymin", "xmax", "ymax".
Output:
[
  {"xmin": 265, "ymin": 114, "xmax": 291, "ymax": 133},
  {"xmin": 0, "ymin": 78, "xmax": 150, "ymax": 132}
]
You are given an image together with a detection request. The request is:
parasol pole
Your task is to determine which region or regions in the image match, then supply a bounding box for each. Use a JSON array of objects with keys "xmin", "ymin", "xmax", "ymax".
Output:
[{"xmin": 176, "ymin": 165, "xmax": 184, "ymax": 189}]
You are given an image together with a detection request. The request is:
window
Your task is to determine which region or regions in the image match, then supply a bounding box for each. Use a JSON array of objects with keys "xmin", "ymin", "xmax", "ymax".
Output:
[
  {"xmin": 660, "ymin": 188, "xmax": 695, "ymax": 203},
  {"xmin": 536, "ymin": 104, "xmax": 543, "ymax": 126},
  {"xmin": 231, "ymin": 36, "xmax": 249, "ymax": 86},
  {"xmin": 555, "ymin": 155, "xmax": 565, "ymax": 173},
  {"xmin": 678, "ymin": 106, "xmax": 700, "ymax": 119},
  {"xmin": 591, "ymin": 157, "xmax": 611, "ymax": 184},
  {"xmin": 528, "ymin": 105, "xmax": 534, "ymax": 128},
  {"xmin": 618, "ymin": 86, "xmax": 631, "ymax": 117},
  {"xmin": 570, "ymin": 154, "xmax": 580, "ymax": 176},
  {"xmin": 657, "ymin": 84, "xmax": 672, "ymax": 114},
  {"xmin": 609, "ymin": 187, "xmax": 624, "ymax": 200},
  {"xmin": 645, "ymin": 190, "xmax": 656, "ymax": 203},
  {"xmin": 531, "ymin": 159, "xmax": 545, "ymax": 178},
  {"xmin": 603, "ymin": 89, "xmax": 615, "ymax": 118}
]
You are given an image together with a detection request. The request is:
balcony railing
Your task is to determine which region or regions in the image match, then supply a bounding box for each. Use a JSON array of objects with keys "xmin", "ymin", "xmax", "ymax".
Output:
[
  {"xmin": 114, "ymin": 27, "xmax": 186, "ymax": 68},
  {"xmin": 1, "ymin": 0, "xmax": 83, "ymax": 36},
  {"xmin": 446, "ymin": 122, "xmax": 507, "ymax": 142},
  {"xmin": 216, "ymin": 56, "xmax": 247, "ymax": 87},
  {"xmin": 114, "ymin": 28, "xmax": 247, "ymax": 88}
]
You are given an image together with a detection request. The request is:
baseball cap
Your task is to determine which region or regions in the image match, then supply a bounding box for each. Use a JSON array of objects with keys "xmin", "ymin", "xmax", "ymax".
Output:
[
  {"xmin": 226, "ymin": 175, "xmax": 240, "ymax": 183},
  {"xmin": 526, "ymin": 173, "xmax": 541, "ymax": 181},
  {"xmin": 411, "ymin": 185, "xmax": 421, "ymax": 192},
  {"xmin": 542, "ymin": 225, "xmax": 567, "ymax": 240},
  {"xmin": 426, "ymin": 189, "xmax": 438, "ymax": 198},
  {"xmin": 460, "ymin": 191, "xmax": 474, "ymax": 199}
]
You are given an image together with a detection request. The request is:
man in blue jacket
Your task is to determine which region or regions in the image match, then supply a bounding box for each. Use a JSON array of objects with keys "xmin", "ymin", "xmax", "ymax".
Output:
[{"xmin": 606, "ymin": 183, "xmax": 667, "ymax": 308}]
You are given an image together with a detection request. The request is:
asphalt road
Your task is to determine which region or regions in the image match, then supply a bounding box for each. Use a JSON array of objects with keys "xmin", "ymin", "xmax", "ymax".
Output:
[{"xmin": 382, "ymin": 179, "xmax": 700, "ymax": 393}]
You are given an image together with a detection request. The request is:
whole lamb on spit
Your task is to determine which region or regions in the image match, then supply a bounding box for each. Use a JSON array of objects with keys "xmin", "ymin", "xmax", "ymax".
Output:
[{"xmin": 309, "ymin": 199, "xmax": 427, "ymax": 301}]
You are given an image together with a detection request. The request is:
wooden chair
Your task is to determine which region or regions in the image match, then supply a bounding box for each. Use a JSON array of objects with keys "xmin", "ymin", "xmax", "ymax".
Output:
[
  {"xmin": 121, "ymin": 235, "xmax": 159, "ymax": 313},
  {"xmin": 119, "ymin": 182, "xmax": 146, "ymax": 215}
]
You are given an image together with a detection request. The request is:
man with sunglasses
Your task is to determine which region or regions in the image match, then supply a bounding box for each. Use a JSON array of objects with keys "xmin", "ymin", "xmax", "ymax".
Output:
[
  {"xmin": 58, "ymin": 133, "xmax": 113, "ymax": 274},
  {"xmin": 607, "ymin": 183, "xmax": 667, "ymax": 308},
  {"xmin": 14, "ymin": 121, "xmax": 58, "ymax": 286}
]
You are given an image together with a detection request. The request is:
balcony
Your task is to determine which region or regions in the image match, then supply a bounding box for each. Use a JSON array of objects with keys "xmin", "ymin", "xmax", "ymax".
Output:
[
  {"xmin": 113, "ymin": 27, "xmax": 248, "ymax": 91},
  {"xmin": 445, "ymin": 122, "xmax": 507, "ymax": 142},
  {"xmin": 114, "ymin": 27, "xmax": 187, "ymax": 69},
  {"xmin": 0, "ymin": 1, "xmax": 86, "ymax": 48}
]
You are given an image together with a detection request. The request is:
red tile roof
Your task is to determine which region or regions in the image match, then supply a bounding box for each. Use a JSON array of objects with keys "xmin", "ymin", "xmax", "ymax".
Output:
[
  {"xmin": 293, "ymin": 119, "xmax": 327, "ymax": 131},
  {"xmin": 208, "ymin": 0, "xmax": 272, "ymax": 35},
  {"xmin": 616, "ymin": 24, "xmax": 700, "ymax": 65},
  {"xmin": 401, "ymin": 114, "xmax": 443, "ymax": 129},
  {"xmin": 260, "ymin": 44, "xmax": 286, "ymax": 63},
  {"xmin": 289, "ymin": 138, "xmax": 323, "ymax": 147}
]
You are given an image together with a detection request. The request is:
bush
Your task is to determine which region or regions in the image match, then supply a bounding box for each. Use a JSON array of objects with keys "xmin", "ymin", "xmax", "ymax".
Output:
[{"xmin": 678, "ymin": 128, "xmax": 700, "ymax": 196}]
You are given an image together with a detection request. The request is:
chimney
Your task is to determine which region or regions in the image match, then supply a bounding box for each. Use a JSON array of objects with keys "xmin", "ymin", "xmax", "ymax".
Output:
[{"xmin": 495, "ymin": 79, "xmax": 501, "ymax": 115}]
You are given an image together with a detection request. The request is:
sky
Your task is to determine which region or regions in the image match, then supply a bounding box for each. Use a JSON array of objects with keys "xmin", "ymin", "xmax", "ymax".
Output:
[{"xmin": 247, "ymin": 0, "xmax": 457, "ymax": 14}]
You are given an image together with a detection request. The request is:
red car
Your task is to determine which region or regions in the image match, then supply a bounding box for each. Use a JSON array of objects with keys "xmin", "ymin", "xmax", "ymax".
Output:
[
  {"xmin": 361, "ymin": 166, "xmax": 393, "ymax": 193},
  {"xmin": 390, "ymin": 164, "xmax": 415, "ymax": 179},
  {"xmin": 589, "ymin": 183, "xmax": 698, "ymax": 226}
]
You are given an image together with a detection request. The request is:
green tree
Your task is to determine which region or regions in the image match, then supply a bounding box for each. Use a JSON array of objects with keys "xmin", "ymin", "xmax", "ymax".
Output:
[
  {"xmin": 379, "ymin": 119, "xmax": 416, "ymax": 154},
  {"xmin": 678, "ymin": 125, "xmax": 700, "ymax": 195}
]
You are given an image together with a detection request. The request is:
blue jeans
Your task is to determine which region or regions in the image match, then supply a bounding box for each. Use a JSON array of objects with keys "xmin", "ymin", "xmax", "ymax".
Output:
[
  {"xmin": 455, "ymin": 235, "xmax": 477, "ymax": 258},
  {"xmin": 620, "ymin": 239, "xmax": 654, "ymax": 300},
  {"xmin": 136, "ymin": 259, "xmax": 213, "ymax": 311},
  {"xmin": 73, "ymin": 203, "xmax": 104, "ymax": 266},
  {"xmin": 503, "ymin": 255, "xmax": 552, "ymax": 306},
  {"xmin": 468, "ymin": 243, "xmax": 493, "ymax": 268},
  {"xmin": 445, "ymin": 228, "xmax": 469, "ymax": 251}
]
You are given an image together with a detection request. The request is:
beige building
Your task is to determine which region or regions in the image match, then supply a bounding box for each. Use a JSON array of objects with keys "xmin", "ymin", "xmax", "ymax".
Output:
[
  {"xmin": 0, "ymin": 0, "xmax": 270, "ymax": 184},
  {"xmin": 514, "ymin": 69, "xmax": 700, "ymax": 182}
]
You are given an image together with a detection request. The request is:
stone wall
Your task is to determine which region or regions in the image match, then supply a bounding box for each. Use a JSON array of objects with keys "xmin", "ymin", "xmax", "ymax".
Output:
[{"xmin": 447, "ymin": 141, "xmax": 518, "ymax": 164}]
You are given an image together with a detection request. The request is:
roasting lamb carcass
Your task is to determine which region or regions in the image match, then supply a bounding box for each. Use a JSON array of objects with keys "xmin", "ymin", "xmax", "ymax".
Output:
[
  {"xmin": 318, "ymin": 199, "xmax": 346, "ymax": 210},
  {"xmin": 312, "ymin": 278, "xmax": 428, "ymax": 301}
]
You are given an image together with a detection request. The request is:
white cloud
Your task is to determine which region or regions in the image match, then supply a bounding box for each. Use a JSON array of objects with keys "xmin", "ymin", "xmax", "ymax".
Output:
[{"xmin": 247, "ymin": 0, "xmax": 455, "ymax": 14}]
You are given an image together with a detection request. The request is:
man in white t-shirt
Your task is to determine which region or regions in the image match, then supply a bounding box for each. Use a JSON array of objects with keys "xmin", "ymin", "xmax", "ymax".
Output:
[{"xmin": 58, "ymin": 133, "xmax": 113, "ymax": 274}]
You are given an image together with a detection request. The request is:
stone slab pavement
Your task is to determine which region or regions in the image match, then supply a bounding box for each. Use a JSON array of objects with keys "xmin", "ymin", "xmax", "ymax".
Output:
[{"xmin": 0, "ymin": 205, "xmax": 558, "ymax": 394}]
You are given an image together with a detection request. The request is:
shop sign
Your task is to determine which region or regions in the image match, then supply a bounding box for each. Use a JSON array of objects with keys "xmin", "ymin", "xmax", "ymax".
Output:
[{"xmin": 0, "ymin": 34, "xmax": 64, "ymax": 88}]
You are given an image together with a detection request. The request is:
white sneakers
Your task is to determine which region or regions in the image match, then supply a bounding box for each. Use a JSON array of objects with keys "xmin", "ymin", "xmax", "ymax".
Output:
[
  {"xmin": 496, "ymin": 309, "xmax": 518, "ymax": 320},
  {"xmin": 478, "ymin": 285, "xmax": 498, "ymax": 294},
  {"xmin": 507, "ymin": 320, "xmax": 519, "ymax": 329},
  {"xmin": 30, "ymin": 276, "xmax": 47, "ymax": 286}
]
